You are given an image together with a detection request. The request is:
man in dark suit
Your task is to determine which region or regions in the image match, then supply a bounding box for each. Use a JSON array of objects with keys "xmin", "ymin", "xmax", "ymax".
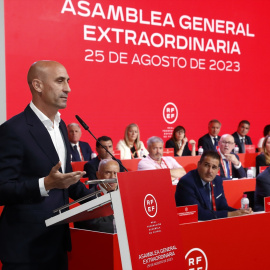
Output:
[
  {"xmin": 75, "ymin": 159, "xmax": 119, "ymax": 233},
  {"xmin": 218, "ymin": 134, "xmax": 246, "ymax": 180},
  {"xmin": 84, "ymin": 136, "xmax": 124, "ymax": 186},
  {"xmin": 232, "ymin": 120, "xmax": 253, "ymax": 153},
  {"xmin": 254, "ymin": 167, "xmax": 270, "ymax": 211},
  {"xmin": 198, "ymin": 119, "xmax": 221, "ymax": 151},
  {"xmin": 68, "ymin": 123, "xmax": 93, "ymax": 161},
  {"xmin": 175, "ymin": 151, "xmax": 252, "ymax": 220},
  {"xmin": 0, "ymin": 61, "xmax": 91, "ymax": 270}
]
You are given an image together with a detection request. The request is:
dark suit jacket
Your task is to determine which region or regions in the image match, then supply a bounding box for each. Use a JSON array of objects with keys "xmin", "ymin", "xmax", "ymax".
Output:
[
  {"xmin": 165, "ymin": 139, "xmax": 191, "ymax": 156},
  {"xmin": 219, "ymin": 153, "xmax": 246, "ymax": 180},
  {"xmin": 175, "ymin": 170, "xmax": 236, "ymax": 220},
  {"xmin": 232, "ymin": 132, "xmax": 252, "ymax": 153},
  {"xmin": 256, "ymin": 153, "xmax": 269, "ymax": 176},
  {"xmin": 70, "ymin": 141, "xmax": 93, "ymax": 161},
  {"xmin": 0, "ymin": 105, "xmax": 91, "ymax": 264},
  {"xmin": 198, "ymin": 134, "xmax": 220, "ymax": 151},
  {"xmin": 254, "ymin": 167, "xmax": 270, "ymax": 211},
  {"xmin": 74, "ymin": 185, "xmax": 114, "ymax": 233}
]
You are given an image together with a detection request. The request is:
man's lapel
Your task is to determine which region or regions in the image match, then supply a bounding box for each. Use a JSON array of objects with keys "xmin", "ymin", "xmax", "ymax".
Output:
[{"xmin": 24, "ymin": 105, "xmax": 59, "ymax": 166}]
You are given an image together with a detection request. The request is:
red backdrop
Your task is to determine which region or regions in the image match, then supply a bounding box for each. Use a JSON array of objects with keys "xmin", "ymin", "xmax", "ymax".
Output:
[{"xmin": 4, "ymin": 0, "xmax": 270, "ymax": 150}]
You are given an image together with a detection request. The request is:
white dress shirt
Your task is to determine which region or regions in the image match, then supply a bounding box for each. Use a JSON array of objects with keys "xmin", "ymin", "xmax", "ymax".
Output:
[{"xmin": 30, "ymin": 101, "xmax": 67, "ymax": 196}]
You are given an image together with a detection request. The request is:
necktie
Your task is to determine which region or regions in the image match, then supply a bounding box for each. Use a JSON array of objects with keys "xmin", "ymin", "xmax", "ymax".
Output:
[
  {"xmin": 241, "ymin": 138, "xmax": 245, "ymax": 153},
  {"xmin": 73, "ymin": 145, "xmax": 81, "ymax": 161},
  {"xmin": 224, "ymin": 159, "xmax": 230, "ymax": 178},
  {"xmin": 204, "ymin": 182, "xmax": 212, "ymax": 210},
  {"xmin": 213, "ymin": 137, "xmax": 218, "ymax": 150}
]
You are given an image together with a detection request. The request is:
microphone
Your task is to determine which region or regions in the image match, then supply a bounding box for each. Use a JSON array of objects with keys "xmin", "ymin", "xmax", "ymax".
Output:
[
  {"xmin": 75, "ymin": 115, "xmax": 128, "ymax": 172},
  {"xmin": 75, "ymin": 115, "xmax": 89, "ymax": 131}
]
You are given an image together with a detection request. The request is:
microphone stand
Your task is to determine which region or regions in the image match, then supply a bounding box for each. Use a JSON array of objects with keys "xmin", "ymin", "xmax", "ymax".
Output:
[{"xmin": 75, "ymin": 115, "xmax": 128, "ymax": 172}]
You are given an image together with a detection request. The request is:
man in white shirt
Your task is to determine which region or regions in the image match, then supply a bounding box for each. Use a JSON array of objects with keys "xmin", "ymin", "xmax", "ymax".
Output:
[{"xmin": 0, "ymin": 60, "xmax": 91, "ymax": 270}]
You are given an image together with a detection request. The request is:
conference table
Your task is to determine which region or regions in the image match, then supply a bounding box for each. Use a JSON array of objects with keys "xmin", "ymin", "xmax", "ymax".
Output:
[{"xmin": 121, "ymin": 152, "xmax": 258, "ymax": 173}]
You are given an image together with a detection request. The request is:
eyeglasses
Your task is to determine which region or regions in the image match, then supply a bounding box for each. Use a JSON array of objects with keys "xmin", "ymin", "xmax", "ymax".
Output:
[{"xmin": 220, "ymin": 141, "xmax": 234, "ymax": 145}]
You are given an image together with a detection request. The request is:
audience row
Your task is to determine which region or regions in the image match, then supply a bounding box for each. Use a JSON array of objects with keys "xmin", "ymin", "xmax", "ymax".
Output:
[{"xmin": 67, "ymin": 120, "xmax": 270, "ymax": 177}]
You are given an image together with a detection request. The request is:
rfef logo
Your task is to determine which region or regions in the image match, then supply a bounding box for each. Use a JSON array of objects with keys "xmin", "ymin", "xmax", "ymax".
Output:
[
  {"xmin": 185, "ymin": 248, "xmax": 208, "ymax": 270},
  {"xmin": 163, "ymin": 102, "xmax": 178, "ymax": 124},
  {"xmin": 144, "ymin": 194, "xmax": 158, "ymax": 218}
]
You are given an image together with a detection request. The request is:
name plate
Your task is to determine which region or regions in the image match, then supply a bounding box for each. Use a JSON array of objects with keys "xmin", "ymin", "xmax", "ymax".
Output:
[
  {"xmin": 176, "ymin": 205, "xmax": 198, "ymax": 224},
  {"xmin": 264, "ymin": 197, "xmax": 270, "ymax": 212},
  {"xmin": 245, "ymin": 145, "xmax": 255, "ymax": 153}
]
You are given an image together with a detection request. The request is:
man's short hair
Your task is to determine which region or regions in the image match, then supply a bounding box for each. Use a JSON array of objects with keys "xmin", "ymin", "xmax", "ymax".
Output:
[
  {"xmin": 238, "ymin": 120, "xmax": 250, "ymax": 127},
  {"xmin": 199, "ymin": 150, "xmax": 221, "ymax": 165},
  {"xmin": 67, "ymin": 123, "xmax": 81, "ymax": 130},
  {"xmin": 208, "ymin": 119, "xmax": 221, "ymax": 126},
  {"xmin": 96, "ymin": 136, "xmax": 113, "ymax": 148},
  {"xmin": 147, "ymin": 136, "xmax": 163, "ymax": 147}
]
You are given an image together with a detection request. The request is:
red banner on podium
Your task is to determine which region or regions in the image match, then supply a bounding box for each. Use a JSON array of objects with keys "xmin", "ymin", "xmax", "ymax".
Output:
[
  {"xmin": 264, "ymin": 197, "xmax": 270, "ymax": 212},
  {"xmin": 116, "ymin": 169, "xmax": 185, "ymax": 269}
]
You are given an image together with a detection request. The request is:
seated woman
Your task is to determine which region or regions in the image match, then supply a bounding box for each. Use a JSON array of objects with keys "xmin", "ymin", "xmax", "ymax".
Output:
[
  {"xmin": 254, "ymin": 166, "xmax": 270, "ymax": 212},
  {"xmin": 165, "ymin": 126, "xmax": 196, "ymax": 156},
  {"xmin": 256, "ymin": 135, "xmax": 270, "ymax": 176},
  {"xmin": 257, "ymin": 125, "xmax": 270, "ymax": 152},
  {"xmin": 117, "ymin": 123, "xmax": 148, "ymax": 159}
]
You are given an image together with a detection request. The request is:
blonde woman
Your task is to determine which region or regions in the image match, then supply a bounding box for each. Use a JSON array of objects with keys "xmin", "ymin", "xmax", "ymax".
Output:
[
  {"xmin": 256, "ymin": 135, "xmax": 270, "ymax": 176},
  {"xmin": 117, "ymin": 123, "xmax": 148, "ymax": 159}
]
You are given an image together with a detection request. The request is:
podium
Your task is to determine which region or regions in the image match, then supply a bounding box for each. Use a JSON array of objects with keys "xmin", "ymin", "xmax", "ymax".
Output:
[{"xmin": 46, "ymin": 170, "xmax": 185, "ymax": 269}]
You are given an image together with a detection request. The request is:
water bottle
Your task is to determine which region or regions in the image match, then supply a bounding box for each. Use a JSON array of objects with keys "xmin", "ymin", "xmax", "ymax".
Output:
[
  {"xmin": 234, "ymin": 145, "xmax": 239, "ymax": 154},
  {"xmin": 198, "ymin": 146, "xmax": 204, "ymax": 155},
  {"xmin": 241, "ymin": 194, "xmax": 249, "ymax": 210},
  {"xmin": 247, "ymin": 167, "xmax": 253, "ymax": 178},
  {"xmin": 140, "ymin": 148, "xmax": 144, "ymax": 158}
]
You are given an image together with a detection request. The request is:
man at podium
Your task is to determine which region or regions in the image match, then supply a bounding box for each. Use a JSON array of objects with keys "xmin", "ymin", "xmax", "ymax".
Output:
[{"xmin": 0, "ymin": 61, "xmax": 92, "ymax": 270}]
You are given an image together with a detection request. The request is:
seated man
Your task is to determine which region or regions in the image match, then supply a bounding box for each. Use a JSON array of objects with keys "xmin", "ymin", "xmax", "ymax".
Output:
[
  {"xmin": 254, "ymin": 167, "xmax": 270, "ymax": 211},
  {"xmin": 84, "ymin": 136, "xmax": 124, "ymax": 181},
  {"xmin": 138, "ymin": 136, "xmax": 186, "ymax": 182},
  {"xmin": 218, "ymin": 134, "xmax": 246, "ymax": 180},
  {"xmin": 74, "ymin": 159, "xmax": 119, "ymax": 233},
  {"xmin": 232, "ymin": 120, "xmax": 253, "ymax": 153},
  {"xmin": 198, "ymin": 119, "xmax": 221, "ymax": 151},
  {"xmin": 175, "ymin": 151, "xmax": 252, "ymax": 220},
  {"xmin": 68, "ymin": 123, "xmax": 93, "ymax": 161}
]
